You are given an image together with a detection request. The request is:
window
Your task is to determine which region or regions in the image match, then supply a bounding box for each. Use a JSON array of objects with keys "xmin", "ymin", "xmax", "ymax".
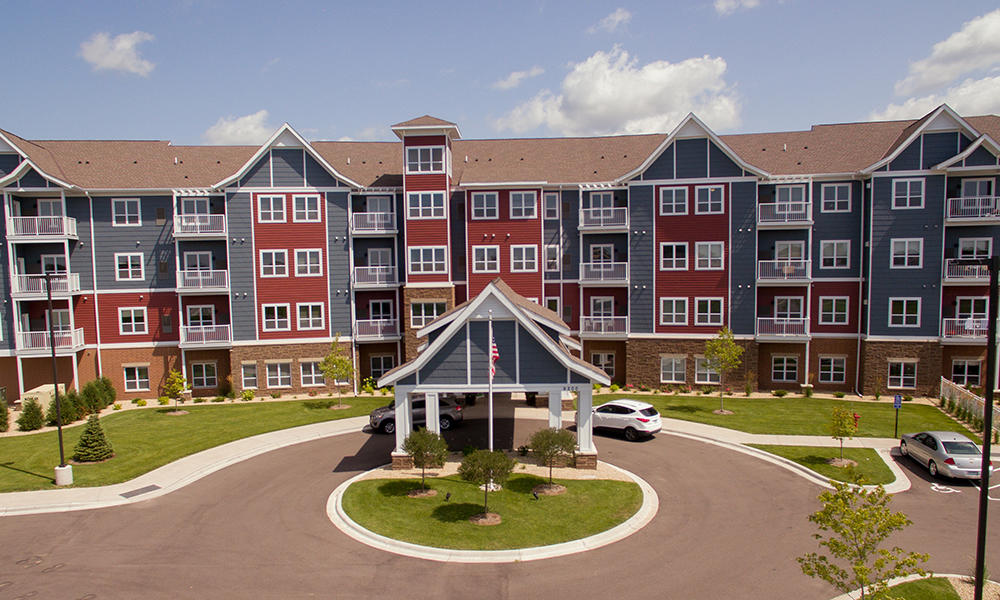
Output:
[
  {"xmin": 695, "ymin": 186, "xmax": 723, "ymax": 214},
  {"xmin": 408, "ymin": 246, "xmax": 446, "ymax": 273},
  {"xmin": 368, "ymin": 247, "xmax": 392, "ymax": 268},
  {"xmin": 959, "ymin": 238, "xmax": 991, "ymax": 258},
  {"xmin": 41, "ymin": 254, "xmax": 66, "ymax": 273},
  {"xmin": 258, "ymin": 195, "xmax": 286, "ymax": 222},
  {"xmin": 821, "ymin": 183, "xmax": 851, "ymax": 212},
  {"xmin": 952, "ymin": 359, "xmax": 981, "ymax": 386},
  {"xmin": 775, "ymin": 297, "xmax": 804, "ymax": 319},
  {"xmin": 411, "ymin": 302, "xmax": 446, "ymax": 328},
  {"xmin": 186, "ymin": 305, "xmax": 215, "ymax": 327},
  {"xmin": 819, "ymin": 356, "xmax": 846, "ymax": 384},
  {"xmin": 115, "ymin": 253, "xmax": 144, "ymax": 281},
  {"xmin": 260, "ymin": 250, "xmax": 288, "ymax": 277},
  {"xmin": 545, "ymin": 297, "xmax": 560, "ymax": 315},
  {"xmin": 262, "ymin": 304, "xmax": 290, "ymax": 331},
  {"xmin": 162, "ymin": 313, "xmax": 172, "ymax": 333},
  {"xmin": 544, "ymin": 245, "xmax": 560, "ymax": 272},
  {"xmin": 510, "ymin": 191, "xmax": 537, "ymax": 218},
  {"xmin": 659, "ymin": 187, "xmax": 688, "ymax": 215},
  {"xmin": 591, "ymin": 296, "xmax": 613, "ymax": 317},
  {"xmin": 890, "ymin": 238, "xmax": 923, "ymax": 268},
  {"xmin": 660, "ymin": 356, "xmax": 686, "ymax": 383},
  {"xmin": 962, "ymin": 178, "xmax": 993, "ymax": 198},
  {"xmin": 544, "ymin": 192, "xmax": 560, "ymax": 219},
  {"xmin": 471, "ymin": 192, "xmax": 498, "ymax": 219},
  {"xmin": 820, "ymin": 240, "xmax": 850, "ymax": 269},
  {"xmin": 296, "ymin": 303, "xmax": 324, "ymax": 330},
  {"xmin": 191, "ymin": 362, "xmax": 217, "ymax": 388},
  {"xmin": 819, "ymin": 297, "xmax": 849, "ymax": 324},
  {"xmin": 695, "ymin": 242, "xmax": 724, "ymax": 270},
  {"xmin": 47, "ymin": 309, "xmax": 70, "ymax": 332},
  {"xmin": 776, "ymin": 185, "xmax": 805, "ymax": 207},
  {"xmin": 293, "ymin": 195, "xmax": 320, "ymax": 222},
  {"xmin": 37, "ymin": 199, "xmax": 63, "ymax": 217},
  {"xmin": 695, "ymin": 297, "xmax": 723, "ymax": 326},
  {"xmin": 472, "ymin": 246, "xmax": 499, "ymax": 273},
  {"xmin": 591, "ymin": 352, "xmax": 615, "ymax": 378},
  {"xmin": 370, "ymin": 355, "xmax": 395, "ymax": 379},
  {"xmin": 266, "ymin": 362, "xmax": 292, "ymax": 388},
  {"xmin": 241, "ymin": 363, "xmax": 258, "ymax": 389},
  {"xmin": 775, "ymin": 240, "xmax": 804, "ymax": 260},
  {"xmin": 659, "ymin": 242, "xmax": 688, "ymax": 270},
  {"xmin": 695, "ymin": 358, "xmax": 720, "ymax": 384},
  {"xmin": 659, "ymin": 298, "xmax": 687, "ymax": 326},
  {"xmin": 181, "ymin": 197, "xmax": 208, "ymax": 215},
  {"xmin": 370, "ymin": 299, "xmax": 393, "ymax": 322},
  {"xmin": 957, "ymin": 297, "xmax": 988, "ymax": 319},
  {"xmin": 112, "ymin": 198, "xmax": 141, "ymax": 226},
  {"xmin": 407, "ymin": 192, "xmax": 445, "ymax": 218},
  {"xmin": 889, "ymin": 298, "xmax": 920, "ymax": 327},
  {"xmin": 406, "ymin": 146, "xmax": 444, "ymax": 173},
  {"xmin": 511, "ymin": 245, "xmax": 537, "ymax": 272},
  {"xmin": 119, "ymin": 307, "xmax": 147, "ymax": 335},
  {"xmin": 123, "ymin": 365, "xmax": 150, "ymax": 392},
  {"xmin": 301, "ymin": 361, "xmax": 325, "ymax": 387},
  {"xmin": 295, "ymin": 249, "xmax": 322, "ymax": 276},
  {"xmin": 892, "ymin": 179, "xmax": 924, "ymax": 209},
  {"xmin": 772, "ymin": 356, "xmax": 798, "ymax": 382},
  {"xmin": 888, "ymin": 360, "xmax": 917, "ymax": 389}
]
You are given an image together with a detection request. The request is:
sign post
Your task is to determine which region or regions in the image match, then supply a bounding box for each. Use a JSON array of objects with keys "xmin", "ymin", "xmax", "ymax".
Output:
[{"xmin": 893, "ymin": 394, "xmax": 902, "ymax": 439}]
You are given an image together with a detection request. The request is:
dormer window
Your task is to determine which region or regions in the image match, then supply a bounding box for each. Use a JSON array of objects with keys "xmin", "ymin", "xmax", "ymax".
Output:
[{"xmin": 406, "ymin": 146, "xmax": 444, "ymax": 173}]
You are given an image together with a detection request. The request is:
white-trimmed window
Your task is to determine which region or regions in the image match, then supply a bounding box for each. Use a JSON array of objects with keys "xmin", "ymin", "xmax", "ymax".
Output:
[
  {"xmin": 371, "ymin": 355, "xmax": 395, "ymax": 379},
  {"xmin": 819, "ymin": 356, "xmax": 846, "ymax": 384},
  {"xmin": 301, "ymin": 361, "xmax": 325, "ymax": 387},
  {"xmin": 959, "ymin": 238, "xmax": 991, "ymax": 258},
  {"xmin": 660, "ymin": 356, "xmax": 686, "ymax": 383},
  {"xmin": 46, "ymin": 309, "xmax": 70, "ymax": 333},
  {"xmin": 659, "ymin": 297, "xmax": 688, "ymax": 326},
  {"xmin": 889, "ymin": 298, "xmax": 920, "ymax": 327},
  {"xmin": 821, "ymin": 183, "xmax": 851, "ymax": 212},
  {"xmin": 820, "ymin": 240, "xmax": 850, "ymax": 269},
  {"xmin": 776, "ymin": 185, "xmax": 806, "ymax": 208},
  {"xmin": 543, "ymin": 192, "xmax": 560, "ymax": 219},
  {"xmin": 545, "ymin": 296, "xmax": 560, "ymax": 315},
  {"xmin": 472, "ymin": 245, "xmax": 500, "ymax": 273},
  {"xmin": 406, "ymin": 146, "xmax": 444, "ymax": 173},
  {"xmin": 775, "ymin": 296, "xmax": 804, "ymax": 319},
  {"xmin": 962, "ymin": 178, "xmax": 994, "ymax": 198},
  {"xmin": 407, "ymin": 192, "xmax": 445, "ymax": 219},
  {"xmin": 819, "ymin": 297, "xmax": 849, "ymax": 324},
  {"xmin": 186, "ymin": 305, "xmax": 215, "ymax": 327},
  {"xmin": 123, "ymin": 365, "xmax": 150, "ymax": 392},
  {"xmin": 892, "ymin": 179, "xmax": 924, "ymax": 209},
  {"xmin": 591, "ymin": 352, "xmax": 615, "ymax": 378},
  {"xmin": 695, "ymin": 185, "xmax": 724, "ymax": 214},
  {"xmin": 544, "ymin": 245, "xmax": 560, "ymax": 272},
  {"xmin": 511, "ymin": 245, "xmax": 537, "ymax": 272},
  {"xmin": 41, "ymin": 254, "xmax": 67, "ymax": 274},
  {"xmin": 293, "ymin": 195, "xmax": 320, "ymax": 222},
  {"xmin": 890, "ymin": 238, "xmax": 923, "ymax": 268},
  {"xmin": 408, "ymin": 246, "xmax": 446, "ymax": 273},
  {"xmin": 241, "ymin": 362, "xmax": 258, "ymax": 389},
  {"xmin": 772, "ymin": 356, "xmax": 798, "ymax": 382},
  {"xmin": 659, "ymin": 187, "xmax": 688, "ymax": 215},
  {"xmin": 952, "ymin": 359, "xmax": 981, "ymax": 386},
  {"xmin": 695, "ymin": 242, "xmax": 724, "ymax": 270},
  {"xmin": 112, "ymin": 198, "xmax": 141, "ymax": 226},
  {"xmin": 296, "ymin": 303, "xmax": 324, "ymax": 330},
  {"xmin": 471, "ymin": 192, "xmax": 498, "ymax": 219},
  {"xmin": 119, "ymin": 307, "xmax": 147, "ymax": 335},
  {"xmin": 510, "ymin": 191, "xmax": 537, "ymax": 219},
  {"xmin": 115, "ymin": 253, "xmax": 144, "ymax": 281},
  {"xmin": 695, "ymin": 357, "xmax": 720, "ymax": 384},
  {"xmin": 411, "ymin": 301, "xmax": 446, "ymax": 328},
  {"xmin": 695, "ymin": 297, "xmax": 723, "ymax": 326},
  {"xmin": 888, "ymin": 360, "xmax": 917, "ymax": 389},
  {"xmin": 191, "ymin": 362, "xmax": 217, "ymax": 388},
  {"xmin": 660, "ymin": 242, "xmax": 688, "ymax": 270},
  {"xmin": 295, "ymin": 249, "xmax": 323, "ymax": 276},
  {"xmin": 262, "ymin": 304, "xmax": 290, "ymax": 331},
  {"xmin": 260, "ymin": 250, "xmax": 288, "ymax": 277},
  {"xmin": 258, "ymin": 195, "xmax": 286, "ymax": 222},
  {"xmin": 957, "ymin": 297, "xmax": 988, "ymax": 319},
  {"xmin": 266, "ymin": 362, "xmax": 292, "ymax": 388}
]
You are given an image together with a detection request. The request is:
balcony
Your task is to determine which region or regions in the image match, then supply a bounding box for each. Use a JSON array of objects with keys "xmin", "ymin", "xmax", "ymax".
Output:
[
  {"xmin": 176, "ymin": 270, "xmax": 229, "ymax": 294},
  {"xmin": 579, "ymin": 262, "xmax": 628, "ymax": 285},
  {"xmin": 353, "ymin": 266, "xmax": 398, "ymax": 288},
  {"xmin": 943, "ymin": 259, "xmax": 989, "ymax": 284},
  {"xmin": 16, "ymin": 328, "xmax": 85, "ymax": 355},
  {"xmin": 579, "ymin": 316, "xmax": 628, "ymax": 338},
  {"xmin": 173, "ymin": 214, "xmax": 227, "ymax": 238},
  {"xmin": 7, "ymin": 216, "xmax": 78, "ymax": 240},
  {"xmin": 179, "ymin": 325, "xmax": 232, "ymax": 348},
  {"xmin": 11, "ymin": 273, "xmax": 81, "ymax": 298},
  {"xmin": 757, "ymin": 259, "xmax": 811, "ymax": 283},
  {"xmin": 757, "ymin": 202, "xmax": 812, "ymax": 228},
  {"xmin": 351, "ymin": 212, "xmax": 396, "ymax": 235},
  {"xmin": 942, "ymin": 318, "xmax": 988, "ymax": 341},
  {"xmin": 756, "ymin": 317, "xmax": 809, "ymax": 340},
  {"xmin": 355, "ymin": 318, "xmax": 400, "ymax": 341},
  {"xmin": 578, "ymin": 207, "xmax": 628, "ymax": 232},
  {"xmin": 946, "ymin": 197, "xmax": 1000, "ymax": 224}
]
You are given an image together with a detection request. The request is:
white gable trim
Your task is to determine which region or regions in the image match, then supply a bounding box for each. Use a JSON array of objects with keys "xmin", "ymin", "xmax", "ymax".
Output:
[
  {"xmin": 418, "ymin": 294, "xmax": 569, "ymax": 339},
  {"xmin": 0, "ymin": 131, "xmax": 28, "ymax": 157},
  {"xmin": 933, "ymin": 134, "xmax": 1000, "ymax": 170},
  {"xmin": 862, "ymin": 104, "xmax": 982, "ymax": 174},
  {"xmin": 0, "ymin": 157, "xmax": 74, "ymax": 189}
]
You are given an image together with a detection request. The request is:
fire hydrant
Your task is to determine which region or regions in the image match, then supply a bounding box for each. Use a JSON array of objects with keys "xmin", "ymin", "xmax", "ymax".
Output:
[{"xmin": 853, "ymin": 412, "xmax": 861, "ymax": 430}]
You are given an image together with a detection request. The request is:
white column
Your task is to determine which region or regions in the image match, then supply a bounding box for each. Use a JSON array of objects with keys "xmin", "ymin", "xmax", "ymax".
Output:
[
  {"xmin": 548, "ymin": 387, "xmax": 563, "ymax": 429},
  {"xmin": 425, "ymin": 391, "xmax": 440, "ymax": 433},
  {"xmin": 576, "ymin": 385, "xmax": 595, "ymax": 452},
  {"xmin": 393, "ymin": 388, "xmax": 409, "ymax": 453}
]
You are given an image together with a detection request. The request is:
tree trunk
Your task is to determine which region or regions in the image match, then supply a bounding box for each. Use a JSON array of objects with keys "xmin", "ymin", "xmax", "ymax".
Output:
[
  {"xmin": 421, "ymin": 464, "xmax": 426, "ymax": 489},
  {"xmin": 483, "ymin": 485, "xmax": 489, "ymax": 514},
  {"xmin": 549, "ymin": 461, "xmax": 553, "ymax": 484}
]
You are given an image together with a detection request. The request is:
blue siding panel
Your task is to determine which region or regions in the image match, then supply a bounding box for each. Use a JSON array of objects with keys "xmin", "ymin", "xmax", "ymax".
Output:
[
  {"xmin": 0, "ymin": 154, "xmax": 19, "ymax": 177},
  {"xmin": 91, "ymin": 196, "xmax": 175, "ymax": 290},
  {"xmin": 418, "ymin": 328, "xmax": 468, "ymax": 385},
  {"xmin": 811, "ymin": 181, "xmax": 863, "ymax": 278},
  {"xmin": 518, "ymin": 325, "xmax": 567, "ymax": 383},
  {"xmin": 967, "ymin": 146, "xmax": 998, "ymax": 167},
  {"xmin": 628, "ymin": 185, "xmax": 654, "ymax": 333},
  {"xmin": 729, "ymin": 181, "xmax": 756, "ymax": 335},
  {"xmin": 0, "ymin": 218, "xmax": 10, "ymax": 350},
  {"xmin": 889, "ymin": 141, "xmax": 920, "ymax": 171},
  {"xmin": 66, "ymin": 198, "xmax": 94, "ymax": 289},
  {"xmin": 675, "ymin": 138, "xmax": 708, "ymax": 179},
  {"xmin": 642, "ymin": 144, "xmax": 674, "ymax": 180},
  {"xmin": 326, "ymin": 191, "xmax": 351, "ymax": 336},
  {"xmin": 490, "ymin": 320, "xmax": 517, "ymax": 384},
  {"xmin": 304, "ymin": 154, "xmax": 341, "ymax": 188},
  {"xmin": 271, "ymin": 149, "xmax": 305, "ymax": 187},
  {"xmin": 709, "ymin": 142, "xmax": 742, "ymax": 178},
  {"xmin": 17, "ymin": 168, "xmax": 48, "ymax": 188},
  {"xmin": 239, "ymin": 154, "xmax": 270, "ymax": 188},
  {"xmin": 226, "ymin": 192, "xmax": 256, "ymax": 341},
  {"xmin": 922, "ymin": 132, "xmax": 959, "ymax": 169}
]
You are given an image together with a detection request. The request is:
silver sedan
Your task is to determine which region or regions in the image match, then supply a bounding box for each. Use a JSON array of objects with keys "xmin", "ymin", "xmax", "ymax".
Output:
[{"xmin": 900, "ymin": 431, "xmax": 993, "ymax": 480}]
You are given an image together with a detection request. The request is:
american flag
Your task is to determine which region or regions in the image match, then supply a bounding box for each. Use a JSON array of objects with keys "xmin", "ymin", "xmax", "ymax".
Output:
[{"xmin": 490, "ymin": 337, "xmax": 499, "ymax": 379}]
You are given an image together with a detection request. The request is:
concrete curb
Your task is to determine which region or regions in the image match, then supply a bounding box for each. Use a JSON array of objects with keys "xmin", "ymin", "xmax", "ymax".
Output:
[
  {"xmin": 326, "ymin": 461, "xmax": 659, "ymax": 563},
  {"xmin": 828, "ymin": 573, "xmax": 999, "ymax": 600}
]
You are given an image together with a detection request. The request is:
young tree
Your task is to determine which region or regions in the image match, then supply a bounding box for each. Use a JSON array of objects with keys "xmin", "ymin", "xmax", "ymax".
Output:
[
  {"xmin": 0, "ymin": 399, "xmax": 8, "ymax": 433},
  {"xmin": 798, "ymin": 481, "xmax": 928, "ymax": 600},
  {"xmin": 72, "ymin": 415, "xmax": 114, "ymax": 462},
  {"xmin": 458, "ymin": 449, "xmax": 516, "ymax": 515},
  {"xmin": 402, "ymin": 428, "xmax": 449, "ymax": 490},
  {"xmin": 17, "ymin": 398, "xmax": 44, "ymax": 431},
  {"xmin": 45, "ymin": 392, "xmax": 79, "ymax": 427},
  {"xmin": 528, "ymin": 427, "xmax": 577, "ymax": 484},
  {"xmin": 704, "ymin": 327, "xmax": 744, "ymax": 413},
  {"xmin": 831, "ymin": 407, "xmax": 858, "ymax": 461},
  {"xmin": 320, "ymin": 335, "xmax": 355, "ymax": 407},
  {"xmin": 163, "ymin": 369, "xmax": 187, "ymax": 409}
]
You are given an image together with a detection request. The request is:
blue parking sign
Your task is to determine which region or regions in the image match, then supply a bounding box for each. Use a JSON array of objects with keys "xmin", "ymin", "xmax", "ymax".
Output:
[{"xmin": 893, "ymin": 394, "xmax": 902, "ymax": 409}]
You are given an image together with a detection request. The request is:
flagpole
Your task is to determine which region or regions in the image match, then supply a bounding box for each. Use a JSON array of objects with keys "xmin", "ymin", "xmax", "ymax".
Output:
[{"xmin": 488, "ymin": 309, "xmax": 494, "ymax": 452}]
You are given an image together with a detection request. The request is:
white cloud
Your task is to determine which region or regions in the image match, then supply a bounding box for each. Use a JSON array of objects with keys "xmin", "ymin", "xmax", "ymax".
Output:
[
  {"xmin": 587, "ymin": 8, "xmax": 632, "ymax": 33},
  {"xmin": 871, "ymin": 76, "xmax": 1000, "ymax": 121},
  {"xmin": 79, "ymin": 31, "xmax": 155, "ymax": 76},
  {"xmin": 492, "ymin": 66, "xmax": 545, "ymax": 90},
  {"xmin": 894, "ymin": 9, "xmax": 1000, "ymax": 96},
  {"xmin": 203, "ymin": 110, "xmax": 274, "ymax": 145},
  {"xmin": 495, "ymin": 45, "xmax": 740, "ymax": 136},
  {"xmin": 714, "ymin": 0, "xmax": 760, "ymax": 16}
]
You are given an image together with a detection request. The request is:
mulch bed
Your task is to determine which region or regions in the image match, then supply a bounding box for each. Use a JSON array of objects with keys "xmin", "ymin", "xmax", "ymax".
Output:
[
  {"xmin": 165, "ymin": 410, "xmax": 189, "ymax": 416},
  {"xmin": 328, "ymin": 405, "xmax": 352, "ymax": 410},
  {"xmin": 827, "ymin": 458, "xmax": 858, "ymax": 468},
  {"xmin": 532, "ymin": 483, "xmax": 567, "ymax": 496},
  {"xmin": 70, "ymin": 453, "xmax": 116, "ymax": 465},
  {"xmin": 407, "ymin": 488, "xmax": 438, "ymax": 498},
  {"xmin": 469, "ymin": 512, "xmax": 502, "ymax": 526}
]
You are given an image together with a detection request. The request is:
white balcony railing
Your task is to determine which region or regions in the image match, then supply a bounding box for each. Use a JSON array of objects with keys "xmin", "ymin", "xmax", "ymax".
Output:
[
  {"xmin": 947, "ymin": 197, "xmax": 1000, "ymax": 221},
  {"xmin": 351, "ymin": 212, "xmax": 395, "ymax": 233},
  {"xmin": 579, "ymin": 262, "xmax": 628, "ymax": 283},
  {"xmin": 580, "ymin": 316, "xmax": 628, "ymax": 335},
  {"xmin": 579, "ymin": 207, "xmax": 628, "ymax": 229},
  {"xmin": 757, "ymin": 259, "xmax": 810, "ymax": 280},
  {"xmin": 176, "ymin": 269, "xmax": 229, "ymax": 291},
  {"xmin": 354, "ymin": 266, "xmax": 397, "ymax": 286},
  {"xmin": 17, "ymin": 328, "xmax": 85, "ymax": 352},
  {"xmin": 180, "ymin": 325, "xmax": 232, "ymax": 345},
  {"xmin": 355, "ymin": 318, "xmax": 399, "ymax": 339},
  {"xmin": 173, "ymin": 214, "xmax": 227, "ymax": 236},
  {"xmin": 757, "ymin": 202, "xmax": 812, "ymax": 225},
  {"xmin": 12, "ymin": 273, "xmax": 81, "ymax": 296},
  {"xmin": 7, "ymin": 216, "xmax": 77, "ymax": 238},
  {"xmin": 942, "ymin": 318, "xmax": 988, "ymax": 339},
  {"xmin": 943, "ymin": 259, "xmax": 989, "ymax": 281},
  {"xmin": 757, "ymin": 317, "xmax": 808, "ymax": 337}
]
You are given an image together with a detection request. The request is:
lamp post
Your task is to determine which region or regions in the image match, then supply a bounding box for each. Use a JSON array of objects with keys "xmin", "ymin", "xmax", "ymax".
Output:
[{"xmin": 44, "ymin": 272, "xmax": 72, "ymax": 486}]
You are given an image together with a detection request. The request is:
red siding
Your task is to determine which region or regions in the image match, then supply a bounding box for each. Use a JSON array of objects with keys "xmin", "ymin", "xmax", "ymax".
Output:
[
  {"xmin": 354, "ymin": 290, "xmax": 398, "ymax": 319},
  {"xmin": 403, "ymin": 135, "xmax": 447, "ymax": 148},
  {"xmin": 454, "ymin": 284, "xmax": 467, "ymax": 305},
  {"xmin": 545, "ymin": 282, "xmax": 578, "ymax": 330},
  {"xmin": 180, "ymin": 295, "xmax": 230, "ymax": 322},
  {"xmin": 811, "ymin": 281, "xmax": 861, "ymax": 334},
  {"xmin": 97, "ymin": 291, "xmax": 179, "ymax": 343},
  {"xmin": 582, "ymin": 287, "xmax": 627, "ymax": 316},
  {"xmin": 942, "ymin": 285, "xmax": 988, "ymax": 318},
  {"xmin": 73, "ymin": 295, "xmax": 98, "ymax": 344},
  {"xmin": 405, "ymin": 173, "xmax": 448, "ymax": 192},
  {"xmin": 466, "ymin": 189, "xmax": 542, "ymax": 299}
]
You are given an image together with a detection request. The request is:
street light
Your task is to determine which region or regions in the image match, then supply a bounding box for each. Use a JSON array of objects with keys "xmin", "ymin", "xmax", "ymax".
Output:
[{"xmin": 44, "ymin": 272, "xmax": 72, "ymax": 486}]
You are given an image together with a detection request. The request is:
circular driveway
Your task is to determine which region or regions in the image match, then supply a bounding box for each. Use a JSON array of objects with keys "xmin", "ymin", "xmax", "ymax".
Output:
[{"xmin": 0, "ymin": 429, "xmax": 997, "ymax": 599}]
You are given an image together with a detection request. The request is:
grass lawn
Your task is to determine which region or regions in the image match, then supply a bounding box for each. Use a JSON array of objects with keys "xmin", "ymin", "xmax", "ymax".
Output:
[
  {"xmin": 0, "ymin": 396, "xmax": 384, "ymax": 493},
  {"xmin": 892, "ymin": 577, "xmax": 961, "ymax": 600},
  {"xmin": 597, "ymin": 394, "xmax": 976, "ymax": 439},
  {"xmin": 341, "ymin": 473, "xmax": 642, "ymax": 550},
  {"xmin": 748, "ymin": 445, "xmax": 895, "ymax": 485}
]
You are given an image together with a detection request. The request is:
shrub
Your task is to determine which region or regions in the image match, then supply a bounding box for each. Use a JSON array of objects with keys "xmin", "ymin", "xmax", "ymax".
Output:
[
  {"xmin": 745, "ymin": 371, "xmax": 756, "ymax": 396},
  {"xmin": 403, "ymin": 428, "xmax": 449, "ymax": 489},
  {"xmin": 609, "ymin": 383, "xmax": 620, "ymax": 392},
  {"xmin": 304, "ymin": 399, "xmax": 334, "ymax": 409},
  {"xmin": 939, "ymin": 396, "xmax": 946, "ymax": 407},
  {"xmin": 69, "ymin": 390, "xmax": 88, "ymax": 418},
  {"xmin": 873, "ymin": 377, "xmax": 882, "ymax": 402},
  {"xmin": 193, "ymin": 397, "xmax": 206, "ymax": 404},
  {"xmin": 72, "ymin": 415, "xmax": 113, "ymax": 462},
  {"xmin": 136, "ymin": 399, "xmax": 147, "ymax": 407},
  {"xmin": 361, "ymin": 377, "xmax": 376, "ymax": 394},
  {"xmin": 903, "ymin": 394, "xmax": 913, "ymax": 402},
  {"xmin": 158, "ymin": 397, "xmax": 169, "ymax": 406},
  {"xmin": 462, "ymin": 444, "xmax": 477, "ymax": 457},
  {"xmin": 269, "ymin": 392, "xmax": 280, "ymax": 399},
  {"xmin": 947, "ymin": 399, "xmax": 956, "ymax": 414},
  {"xmin": 593, "ymin": 383, "xmax": 602, "ymax": 392},
  {"xmin": 701, "ymin": 386, "xmax": 713, "ymax": 395},
  {"xmin": 458, "ymin": 449, "xmax": 517, "ymax": 514},
  {"xmin": 97, "ymin": 376, "xmax": 117, "ymax": 407},
  {"xmin": 131, "ymin": 398, "xmax": 142, "ymax": 405},
  {"xmin": 833, "ymin": 391, "xmax": 846, "ymax": 398},
  {"xmin": 0, "ymin": 400, "xmax": 8, "ymax": 432},
  {"xmin": 211, "ymin": 396, "xmax": 225, "ymax": 403},
  {"xmin": 81, "ymin": 381, "xmax": 108, "ymax": 414},
  {"xmin": 517, "ymin": 444, "xmax": 529, "ymax": 456},
  {"xmin": 219, "ymin": 376, "xmax": 233, "ymax": 399},
  {"xmin": 17, "ymin": 399, "xmax": 44, "ymax": 431},
  {"xmin": 994, "ymin": 430, "xmax": 998, "ymax": 444},
  {"xmin": 804, "ymin": 386, "xmax": 814, "ymax": 398},
  {"xmin": 45, "ymin": 393, "xmax": 79, "ymax": 426},
  {"xmin": 772, "ymin": 389, "xmax": 788, "ymax": 397},
  {"xmin": 529, "ymin": 427, "xmax": 577, "ymax": 484},
  {"xmin": 241, "ymin": 389, "xmax": 255, "ymax": 402},
  {"xmin": 112, "ymin": 403, "xmax": 122, "ymax": 410}
]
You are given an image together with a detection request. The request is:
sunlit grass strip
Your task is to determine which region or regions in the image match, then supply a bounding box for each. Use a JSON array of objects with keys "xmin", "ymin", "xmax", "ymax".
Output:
[{"xmin": 748, "ymin": 444, "xmax": 895, "ymax": 485}]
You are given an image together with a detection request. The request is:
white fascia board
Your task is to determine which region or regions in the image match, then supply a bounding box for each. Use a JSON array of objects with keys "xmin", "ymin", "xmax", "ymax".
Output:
[
  {"xmin": 460, "ymin": 181, "xmax": 548, "ymax": 188},
  {"xmin": 862, "ymin": 104, "xmax": 982, "ymax": 174},
  {"xmin": 390, "ymin": 124, "xmax": 462, "ymax": 139},
  {"xmin": 0, "ymin": 157, "xmax": 75, "ymax": 190},
  {"xmin": 933, "ymin": 134, "xmax": 1000, "ymax": 170}
]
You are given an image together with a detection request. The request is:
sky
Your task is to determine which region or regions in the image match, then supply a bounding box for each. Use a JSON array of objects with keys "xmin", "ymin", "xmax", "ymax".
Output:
[{"xmin": 3, "ymin": 1, "xmax": 1000, "ymax": 145}]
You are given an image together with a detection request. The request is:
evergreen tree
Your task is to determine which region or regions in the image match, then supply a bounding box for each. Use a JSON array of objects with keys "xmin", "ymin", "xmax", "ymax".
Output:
[
  {"xmin": 97, "ymin": 376, "xmax": 117, "ymax": 407},
  {"xmin": 0, "ymin": 399, "xmax": 8, "ymax": 433},
  {"xmin": 45, "ymin": 392, "xmax": 79, "ymax": 427},
  {"xmin": 72, "ymin": 415, "xmax": 114, "ymax": 462},
  {"xmin": 16, "ymin": 398, "xmax": 44, "ymax": 432}
]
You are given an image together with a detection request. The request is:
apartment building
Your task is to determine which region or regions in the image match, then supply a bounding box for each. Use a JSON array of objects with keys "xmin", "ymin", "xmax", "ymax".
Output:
[{"xmin": 0, "ymin": 105, "xmax": 997, "ymax": 401}]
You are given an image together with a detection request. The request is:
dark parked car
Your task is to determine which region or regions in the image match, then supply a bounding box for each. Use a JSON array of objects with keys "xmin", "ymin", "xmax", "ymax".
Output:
[{"xmin": 369, "ymin": 396, "xmax": 463, "ymax": 434}]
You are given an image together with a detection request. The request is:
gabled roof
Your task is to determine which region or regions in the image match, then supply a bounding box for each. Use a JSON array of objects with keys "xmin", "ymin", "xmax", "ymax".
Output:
[
  {"xmin": 418, "ymin": 278, "xmax": 569, "ymax": 339},
  {"xmin": 391, "ymin": 115, "xmax": 461, "ymax": 140},
  {"xmin": 933, "ymin": 134, "xmax": 1000, "ymax": 170},
  {"xmin": 861, "ymin": 104, "xmax": 981, "ymax": 174}
]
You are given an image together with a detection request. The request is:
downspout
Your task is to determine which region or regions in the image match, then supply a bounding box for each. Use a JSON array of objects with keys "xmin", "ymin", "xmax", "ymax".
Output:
[{"xmin": 854, "ymin": 179, "xmax": 866, "ymax": 398}]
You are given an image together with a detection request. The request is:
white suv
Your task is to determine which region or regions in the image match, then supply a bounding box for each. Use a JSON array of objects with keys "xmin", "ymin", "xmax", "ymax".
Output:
[{"xmin": 592, "ymin": 399, "xmax": 662, "ymax": 441}]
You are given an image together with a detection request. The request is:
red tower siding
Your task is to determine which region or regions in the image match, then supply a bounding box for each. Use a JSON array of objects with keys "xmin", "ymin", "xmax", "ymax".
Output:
[
  {"xmin": 73, "ymin": 295, "xmax": 98, "ymax": 344},
  {"xmin": 97, "ymin": 291, "xmax": 179, "ymax": 343},
  {"xmin": 466, "ymin": 189, "xmax": 542, "ymax": 299},
  {"xmin": 811, "ymin": 281, "xmax": 861, "ymax": 334}
]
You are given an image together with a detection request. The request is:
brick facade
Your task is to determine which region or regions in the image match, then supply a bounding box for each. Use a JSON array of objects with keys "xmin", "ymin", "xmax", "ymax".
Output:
[
  {"xmin": 583, "ymin": 340, "xmax": 626, "ymax": 385},
  {"xmin": 625, "ymin": 338, "xmax": 758, "ymax": 391},
  {"xmin": 401, "ymin": 286, "xmax": 455, "ymax": 362},
  {"xmin": 99, "ymin": 346, "xmax": 182, "ymax": 399},
  {"xmin": 230, "ymin": 341, "xmax": 351, "ymax": 395},
  {"xmin": 860, "ymin": 340, "xmax": 942, "ymax": 397},
  {"xmin": 809, "ymin": 337, "xmax": 859, "ymax": 393},
  {"xmin": 186, "ymin": 348, "xmax": 232, "ymax": 397}
]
